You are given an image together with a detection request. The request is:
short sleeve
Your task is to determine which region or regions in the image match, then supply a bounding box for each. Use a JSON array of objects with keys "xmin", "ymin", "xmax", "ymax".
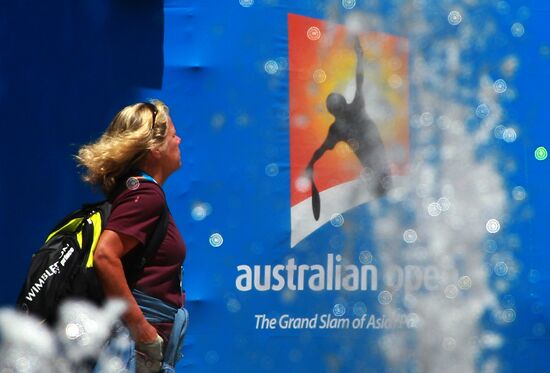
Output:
[{"xmin": 105, "ymin": 182, "xmax": 165, "ymax": 246}]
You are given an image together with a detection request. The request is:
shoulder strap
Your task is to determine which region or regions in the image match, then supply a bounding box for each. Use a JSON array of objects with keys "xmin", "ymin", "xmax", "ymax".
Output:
[{"xmin": 140, "ymin": 201, "xmax": 169, "ymax": 268}]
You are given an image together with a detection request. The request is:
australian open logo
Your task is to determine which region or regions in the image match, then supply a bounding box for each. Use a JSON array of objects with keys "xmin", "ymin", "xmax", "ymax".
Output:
[
  {"xmin": 235, "ymin": 15, "xmax": 410, "ymax": 294},
  {"xmin": 288, "ymin": 14, "xmax": 409, "ymax": 247}
]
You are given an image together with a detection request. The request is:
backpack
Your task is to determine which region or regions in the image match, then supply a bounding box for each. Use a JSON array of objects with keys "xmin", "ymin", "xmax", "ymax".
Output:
[{"xmin": 16, "ymin": 179, "xmax": 169, "ymax": 324}]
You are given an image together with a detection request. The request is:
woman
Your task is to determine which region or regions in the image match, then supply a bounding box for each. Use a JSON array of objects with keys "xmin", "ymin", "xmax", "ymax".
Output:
[{"xmin": 76, "ymin": 100, "xmax": 187, "ymax": 373}]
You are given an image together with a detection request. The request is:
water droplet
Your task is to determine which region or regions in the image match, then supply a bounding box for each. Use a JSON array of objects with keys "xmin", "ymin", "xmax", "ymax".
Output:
[
  {"xmin": 534, "ymin": 146, "xmax": 548, "ymax": 160},
  {"xmin": 427, "ymin": 202, "xmax": 442, "ymax": 217},
  {"xmin": 493, "ymin": 79, "xmax": 507, "ymax": 93},
  {"xmin": 293, "ymin": 114, "xmax": 310, "ymax": 128},
  {"xmin": 502, "ymin": 308, "xmax": 516, "ymax": 323},
  {"xmin": 497, "ymin": 1, "xmax": 510, "ymax": 14},
  {"xmin": 531, "ymin": 301, "xmax": 543, "ymax": 314},
  {"xmin": 313, "ymin": 69, "xmax": 327, "ymax": 83},
  {"xmin": 226, "ymin": 298, "xmax": 241, "ymax": 313},
  {"xmin": 205, "ymin": 350, "xmax": 220, "ymax": 364},
  {"xmin": 438, "ymin": 197, "xmax": 451, "ymax": 211},
  {"xmin": 352, "ymin": 302, "xmax": 367, "ymax": 316},
  {"xmin": 264, "ymin": 60, "xmax": 279, "ymax": 74},
  {"xmin": 511, "ymin": 22, "xmax": 525, "ymax": 37},
  {"xmin": 420, "ymin": 112, "xmax": 434, "ymax": 126},
  {"xmin": 330, "ymin": 213, "xmax": 344, "ymax": 227},
  {"xmin": 484, "ymin": 239, "xmax": 498, "ymax": 253},
  {"xmin": 448, "ymin": 10, "xmax": 462, "ymax": 26},
  {"xmin": 528, "ymin": 269, "xmax": 540, "ymax": 283},
  {"xmin": 512, "ymin": 186, "xmax": 526, "ymax": 201},
  {"xmin": 518, "ymin": 6, "xmax": 531, "ymax": 20},
  {"xmin": 14, "ymin": 356, "xmax": 32, "ymax": 372},
  {"xmin": 389, "ymin": 57, "xmax": 403, "ymax": 71},
  {"xmin": 276, "ymin": 57, "xmax": 288, "ymax": 70},
  {"xmin": 388, "ymin": 74, "xmax": 403, "ymax": 89},
  {"xmin": 502, "ymin": 294, "xmax": 515, "ymax": 307},
  {"xmin": 126, "ymin": 177, "xmax": 140, "ymax": 190},
  {"xmin": 495, "ymin": 279, "xmax": 510, "ymax": 293},
  {"xmin": 265, "ymin": 163, "xmax": 279, "ymax": 177},
  {"xmin": 333, "ymin": 304, "xmax": 346, "ymax": 316},
  {"xmin": 191, "ymin": 202, "xmax": 212, "ymax": 221},
  {"xmin": 476, "ymin": 104, "xmax": 490, "ymax": 118},
  {"xmin": 359, "ymin": 250, "xmax": 373, "ymax": 264},
  {"xmin": 486, "ymin": 219, "xmax": 501, "ymax": 234},
  {"xmin": 406, "ymin": 313, "xmax": 420, "ymax": 328},
  {"xmin": 104, "ymin": 356, "xmax": 125, "ymax": 372},
  {"xmin": 236, "ymin": 113, "xmax": 250, "ymax": 127},
  {"xmin": 65, "ymin": 323, "xmax": 82, "ymax": 340},
  {"xmin": 445, "ymin": 284, "xmax": 459, "ymax": 299},
  {"xmin": 347, "ymin": 138, "xmax": 360, "ymax": 152},
  {"xmin": 480, "ymin": 332, "xmax": 503, "ymax": 348},
  {"xmin": 458, "ymin": 276, "xmax": 472, "ymax": 290},
  {"xmin": 502, "ymin": 127, "xmax": 517, "ymax": 143},
  {"xmin": 532, "ymin": 323, "xmax": 546, "ymax": 337},
  {"xmin": 500, "ymin": 55, "xmax": 519, "ymax": 77},
  {"xmin": 494, "ymin": 262, "xmax": 508, "ymax": 276},
  {"xmin": 239, "ymin": 0, "xmax": 254, "ymax": 7},
  {"xmin": 403, "ymin": 229, "xmax": 418, "ymax": 244},
  {"xmin": 209, "ymin": 233, "xmax": 224, "ymax": 247},
  {"xmin": 442, "ymin": 337, "xmax": 457, "ymax": 351},
  {"xmin": 307, "ymin": 26, "xmax": 321, "ymax": 41},
  {"xmin": 378, "ymin": 291, "xmax": 393, "ymax": 305},
  {"xmin": 360, "ymin": 167, "xmax": 377, "ymax": 184},
  {"xmin": 211, "ymin": 113, "xmax": 225, "ymax": 129},
  {"xmin": 294, "ymin": 176, "xmax": 311, "ymax": 192},
  {"xmin": 342, "ymin": 0, "xmax": 356, "ymax": 10},
  {"xmin": 493, "ymin": 125, "xmax": 505, "ymax": 139}
]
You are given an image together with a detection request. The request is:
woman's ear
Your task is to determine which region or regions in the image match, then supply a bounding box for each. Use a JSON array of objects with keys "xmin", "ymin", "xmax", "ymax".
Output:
[{"xmin": 149, "ymin": 147, "xmax": 162, "ymax": 160}]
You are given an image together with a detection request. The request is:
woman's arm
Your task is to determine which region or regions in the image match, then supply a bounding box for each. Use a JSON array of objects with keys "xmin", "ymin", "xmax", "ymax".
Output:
[{"xmin": 94, "ymin": 229, "xmax": 158, "ymax": 343}]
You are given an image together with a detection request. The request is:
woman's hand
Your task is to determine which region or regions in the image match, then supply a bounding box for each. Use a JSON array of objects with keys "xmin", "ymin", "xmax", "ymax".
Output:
[{"xmin": 135, "ymin": 334, "xmax": 164, "ymax": 373}]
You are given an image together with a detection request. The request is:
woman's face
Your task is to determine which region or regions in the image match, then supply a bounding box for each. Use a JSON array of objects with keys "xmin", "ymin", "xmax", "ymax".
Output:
[{"xmin": 161, "ymin": 116, "xmax": 182, "ymax": 175}]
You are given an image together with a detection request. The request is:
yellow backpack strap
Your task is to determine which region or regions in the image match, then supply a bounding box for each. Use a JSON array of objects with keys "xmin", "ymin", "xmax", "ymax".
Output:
[
  {"xmin": 45, "ymin": 218, "xmax": 83, "ymax": 244},
  {"xmin": 85, "ymin": 211, "xmax": 105, "ymax": 268}
]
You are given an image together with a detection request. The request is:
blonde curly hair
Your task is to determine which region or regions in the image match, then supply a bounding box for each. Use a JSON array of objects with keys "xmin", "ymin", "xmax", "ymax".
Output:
[{"xmin": 76, "ymin": 99, "xmax": 170, "ymax": 196}]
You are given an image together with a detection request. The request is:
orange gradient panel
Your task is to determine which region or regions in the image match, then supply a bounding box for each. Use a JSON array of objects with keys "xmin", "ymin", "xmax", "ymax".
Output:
[{"xmin": 289, "ymin": 13, "xmax": 409, "ymax": 206}]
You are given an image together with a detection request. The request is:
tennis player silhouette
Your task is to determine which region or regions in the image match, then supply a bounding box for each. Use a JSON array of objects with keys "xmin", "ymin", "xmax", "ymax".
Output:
[{"xmin": 305, "ymin": 36, "xmax": 391, "ymax": 220}]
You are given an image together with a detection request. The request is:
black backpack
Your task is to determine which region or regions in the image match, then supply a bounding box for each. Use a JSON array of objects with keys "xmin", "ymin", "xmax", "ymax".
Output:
[{"xmin": 16, "ymin": 179, "xmax": 168, "ymax": 323}]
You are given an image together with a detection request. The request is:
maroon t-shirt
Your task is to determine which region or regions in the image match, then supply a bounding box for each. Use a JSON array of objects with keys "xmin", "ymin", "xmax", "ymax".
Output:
[{"xmin": 105, "ymin": 180, "xmax": 186, "ymax": 339}]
